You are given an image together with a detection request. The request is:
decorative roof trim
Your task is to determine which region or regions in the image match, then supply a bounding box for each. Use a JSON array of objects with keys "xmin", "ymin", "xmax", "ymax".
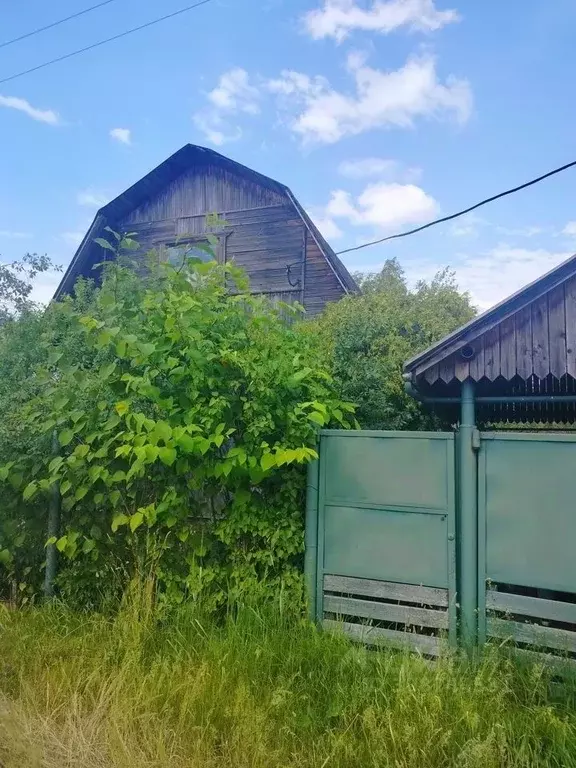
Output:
[{"xmin": 404, "ymin": 252, "xmax": 576, "ymax": 378}]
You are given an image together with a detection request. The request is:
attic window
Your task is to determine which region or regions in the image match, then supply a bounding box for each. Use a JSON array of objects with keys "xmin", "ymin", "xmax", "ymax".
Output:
[{"xmin": 164, "ymin": 236, "xmax": 226, "ymax": 267}]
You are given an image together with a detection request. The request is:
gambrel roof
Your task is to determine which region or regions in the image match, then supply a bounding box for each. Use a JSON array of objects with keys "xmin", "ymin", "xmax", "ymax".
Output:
[{"xmin": 54, "ymin": 144, "xmax": 357, "ymax": 300}]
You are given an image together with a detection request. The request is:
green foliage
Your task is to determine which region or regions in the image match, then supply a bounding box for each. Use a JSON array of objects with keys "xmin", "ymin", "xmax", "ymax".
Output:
[
  {"xmin": 0, "ymin": 252, "xmax": 61, "ymax": 324},
  {"xmin": 0, "ymin": 278, "xmax": 100, "ymax": 601},
  {"xmin": 1, "ymin": 596, "xmax": 576, "ymax": 767},
  {"xmin": 311, "ymin": 258, "xmax": 476, "ymax": 430},
  {"xmin": 0, "ymin": 239, "xmax": 353, "ymax": 607}
]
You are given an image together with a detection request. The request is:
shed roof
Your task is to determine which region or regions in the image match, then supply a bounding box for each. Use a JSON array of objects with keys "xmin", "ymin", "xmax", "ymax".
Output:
[
  {"xmin": 404, "ymin": 252, "xmax": 576, "ymax": 424},
  {"xmin": 405, "ymin": 252, "xmax": 576, "ymax": 384},
  {"xmin": 54, "ymin": 144, "xmax": 357, "ymax": 299}
]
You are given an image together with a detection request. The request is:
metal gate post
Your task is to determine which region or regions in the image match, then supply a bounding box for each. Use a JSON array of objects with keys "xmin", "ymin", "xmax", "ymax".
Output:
[
  {"xmin": 304, "ymin": 457, "xmax": 320, "ymax": 621},
  {"xmin": 459, "ymin": 380, "xmax": 478, "ymax": 652}
]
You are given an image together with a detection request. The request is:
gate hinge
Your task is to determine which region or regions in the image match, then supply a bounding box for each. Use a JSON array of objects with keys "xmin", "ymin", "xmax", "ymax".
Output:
[{"xmin": 471, "ymin": 428, "xmax": 481, "ymax": 451}]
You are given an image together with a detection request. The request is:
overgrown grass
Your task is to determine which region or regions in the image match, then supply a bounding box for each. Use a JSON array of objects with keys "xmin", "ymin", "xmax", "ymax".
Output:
[{"xmin": 1, "ymin": 588, "xmax": 576, "ymax": 767}]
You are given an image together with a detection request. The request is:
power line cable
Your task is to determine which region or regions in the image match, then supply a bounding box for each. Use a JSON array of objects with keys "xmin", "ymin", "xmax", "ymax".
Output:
[
  {"xmin": 335, "ymin": 159, "xmax": 576, "ymax": 256},
  {"xmin": 0, "ymin": 0, "xmax": 214, "ymax": 86},
  {"xmin": 0, "ymin": 0, "xmax": 120, "ymax": 50}
]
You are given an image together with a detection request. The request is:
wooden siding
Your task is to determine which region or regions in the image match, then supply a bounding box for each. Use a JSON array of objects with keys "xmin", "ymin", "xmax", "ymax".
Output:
[
  {"xmin": 422, "ymin": 274, "xmax": 576, "ymax": 383},
  {"xmin": 123, "ymin": 164, "xmax": 286, "ymax": 223},
  {"xmin": 117, "ymin": 169, "xmax": 346, "ymax": 316},
  {"xmin": 305, "ymin": 239, "xmax": 346, "ymax": 315}
]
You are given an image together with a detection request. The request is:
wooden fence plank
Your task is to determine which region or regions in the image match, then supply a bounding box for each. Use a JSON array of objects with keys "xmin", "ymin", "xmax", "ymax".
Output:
[
  {"xmin": 488, "ymin": 617, "xmax": 576, "ymax": 653},
  {"xmin": 513, "ymin": 648, "xmax": 576, "ymax": 677},
  {"xmin": 323, "ymin": 595, "xmax": 448, "ymax": 629},
  {"xmin": 323, "ymin": 619, "xmax": 441, "ymax": 656},
  {"xmin": 324, "ymin": 575, "xmax": 449, "ymax": 607},
  {"xmin": 487, "ymin": 591, "xmax": 576, "ymax": 625}
]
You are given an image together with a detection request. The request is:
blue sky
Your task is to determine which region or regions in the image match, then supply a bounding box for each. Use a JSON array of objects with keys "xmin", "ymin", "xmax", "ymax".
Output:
[{"xmin": 2, "ymin": 0, "xmax": 576, "ymax": 309}]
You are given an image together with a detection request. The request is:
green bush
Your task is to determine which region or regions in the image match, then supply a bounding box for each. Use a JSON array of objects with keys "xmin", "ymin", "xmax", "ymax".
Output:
[{"xmin": 0, "ymin": 247, "xmax": 353, "ymax": 609}]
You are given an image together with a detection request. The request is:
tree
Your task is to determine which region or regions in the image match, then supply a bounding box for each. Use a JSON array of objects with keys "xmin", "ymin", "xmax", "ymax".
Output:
[
  {"xmin": 311, "ymin": 258, "xmax": 476, "ymax": 431},
  {"xmin": 0, "ymin": 252, "xmax": 60, "ymax": 324}
]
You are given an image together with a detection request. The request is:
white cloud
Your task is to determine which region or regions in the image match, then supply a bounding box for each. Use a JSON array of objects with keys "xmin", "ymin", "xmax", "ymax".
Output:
[
  {"xmin": 268, "ymin": 53, "xmax": 472, "ymax": 144},
  {"xmin": 0, "ymin": 230, "xmax": 32, "ymax": 239},
  {"xmin": 450, "ymin": 224, "xmax": 476, "ymax": 237},
  {"xmin": 303, "ymin": 0, "xmax": 459, "ymax": 42},
  {"xmin": 308, "ymin": 210, "xmax": 344, "ymax": 240},
  {"xmin": 448, "ymin": 213, "xmax": 487, "ymax": 238},
  {"xmin": 193, "ymin": 112, "xmax": 242, "ymax": 146},
  {"xmin": 77, "ymin": 189, "xmax": 108, "ymax": 208},
  {"xmin": 208, "ymin": 68, "xmax": 260, "ymax": 114},
  {"xmin": 327, "ymin": 181, "xmax": 438, "ymax": 228},
  {"xmin": 338, "ymin": 157, "xmax": 398, "ymax": 178},
  {"xmin": 110, "ymin": 127, "xmax": 131, "ymax": 145},
  {"xmin": 29, "ymin": 270, "xmax": 63, "ymax": 306},
  {"xmin": 0, "ymin": 94, "xmax": 60, "ymax": 124},
  {"xmin": 194, "ymin": 68, "xmax": 259, "ymax": 146},
  {"xmin": 61, "ymin": 231, "xmax": 84, "ymax": 247},
  {"xmin": 313, "ymin": 180, "xmax": 438, "ymax": 243},
  {"xmin": 563, "ymin": 221, "xmax": 576, "ymax": 237},
  {"xmin": 338, "ymin": 157, "xmax": 421, "ymax": 181},
  {"xmin": 404, "ymin": 246, "xmax": 573, "ymax": 310},
  {"xmin": 496, "ymin": 224, "xmax": 543, "ymax": 238}
]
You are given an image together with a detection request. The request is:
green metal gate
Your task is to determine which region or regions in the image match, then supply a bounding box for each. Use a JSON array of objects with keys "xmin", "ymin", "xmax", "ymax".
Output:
[
  {"xmin": 308, "ymin": 430, "xmax": 457, "ymax": 656},
  {"xmin": 307, "ymin": 427, "xmax": 576, "ymax": 658},
  {"xmin": 478, "ymin": 432, "xmax": 576, "ymax": 661}
]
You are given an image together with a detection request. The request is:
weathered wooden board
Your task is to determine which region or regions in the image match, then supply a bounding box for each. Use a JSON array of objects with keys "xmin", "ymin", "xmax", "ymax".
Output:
[
  {"xmin": 123, "ymin": 166, "xmax": 286, "ymax": 223},
  {"xmin": 438, "ymin": 356, "xmax": 456, "ymax": 383},
  {"xmin": 547, "ymin": 284, "xmax": 567, "ymax": 377},
  {"xmin": 323, "ymin": 595, "xmax": 449, "ymax": 629},
  {"xmin": 469, "ymin": 337, "xmax": 485, "ymax": 381},
  {"xmin": 487, "ymin": 590, "xmax": 576, "ymax": 624},
  {"xmin": 487, "ymin": 617, "xmax": 576, "ymax": 653},
  {"xmin": 305, "ymin": 240, "xmax": 346, "ymax": 316},
  {"xmin": 513, "ymin": 647, "xmax": 576, "ymax": 676},
  {"xmin": 514, "ymin": 305, "xmax": 533, "ymax": 379},
  {"xmin": 483, "ymin": 326, "xmax": 501, "ymax": 381},
  {"xmin": 565, "ymin": 275, "xmax": 576, "ymax": 378},
  {"xmin": 499, "ymin": 315, "xmax": 516, "ymax": 380},
  {"xmin": 324, "ymin": 575, "xmax": 449, "ymax": 607},
  {"xmin": 323, "ymin": 619, "xmax": 442, "ymax": 656}
]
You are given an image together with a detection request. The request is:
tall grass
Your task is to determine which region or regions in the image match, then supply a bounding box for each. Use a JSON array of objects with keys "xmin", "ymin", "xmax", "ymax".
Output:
[{"xmin": 1, "ymin": 588, "xmax": 576, "ymax": 767}]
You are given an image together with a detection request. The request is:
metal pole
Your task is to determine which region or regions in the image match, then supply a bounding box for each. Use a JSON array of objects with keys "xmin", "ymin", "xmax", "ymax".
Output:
[
  {"xmin": 304, "ymin": 457, "xmax": 319, "ymax": 621},
  {"xmin": 43, "ymin": 430, "xmax": 60, "ymax": 600},
  {"xmin": 459, "ymin": 379, "xmax": 478, "ymax": 653}
]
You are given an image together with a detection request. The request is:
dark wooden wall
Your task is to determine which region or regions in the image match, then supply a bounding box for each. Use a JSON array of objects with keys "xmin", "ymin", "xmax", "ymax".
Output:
[
  {"xmin": 420, "ymin": 274, "xmax": 576, "ymax": 384},
  {"xmin": 115, "ymin": 164, "xmax": 346, "ymax": 316}
]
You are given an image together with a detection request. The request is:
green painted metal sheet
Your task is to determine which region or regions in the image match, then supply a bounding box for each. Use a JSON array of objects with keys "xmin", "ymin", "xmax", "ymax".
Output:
[
  {"xmin": 323, "ymin": 505, "xmax": 450, "ymax": 588},
  {"xmin": 481, "ymin": 433, "xmax": 576, "ymax": 593},
  {"xmin": 312, "ymin": 430, "xmax": 456, "ymax": 645},
  {"xmin": 323, "ymin": 432, "xmax": 452, "ymax": 511}
]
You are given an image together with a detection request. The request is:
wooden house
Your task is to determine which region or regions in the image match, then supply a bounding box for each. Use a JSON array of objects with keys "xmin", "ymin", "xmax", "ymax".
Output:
[
  {"xmin": 54, "ymin": 144, "xmax": 357, "ymax": 314},
  {"xmin": 404, "ymin": 253, "xmax": 576, "ymax": 423}
]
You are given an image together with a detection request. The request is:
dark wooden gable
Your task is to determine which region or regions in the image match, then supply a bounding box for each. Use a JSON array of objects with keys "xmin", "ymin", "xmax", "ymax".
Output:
[
  {"xmin": 54, "ymin": 145, "xmax": 357, "ymax": 316},
  {"xmin": 405, "ymin": 253, "xmax": 576, "ymax": 386}
]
